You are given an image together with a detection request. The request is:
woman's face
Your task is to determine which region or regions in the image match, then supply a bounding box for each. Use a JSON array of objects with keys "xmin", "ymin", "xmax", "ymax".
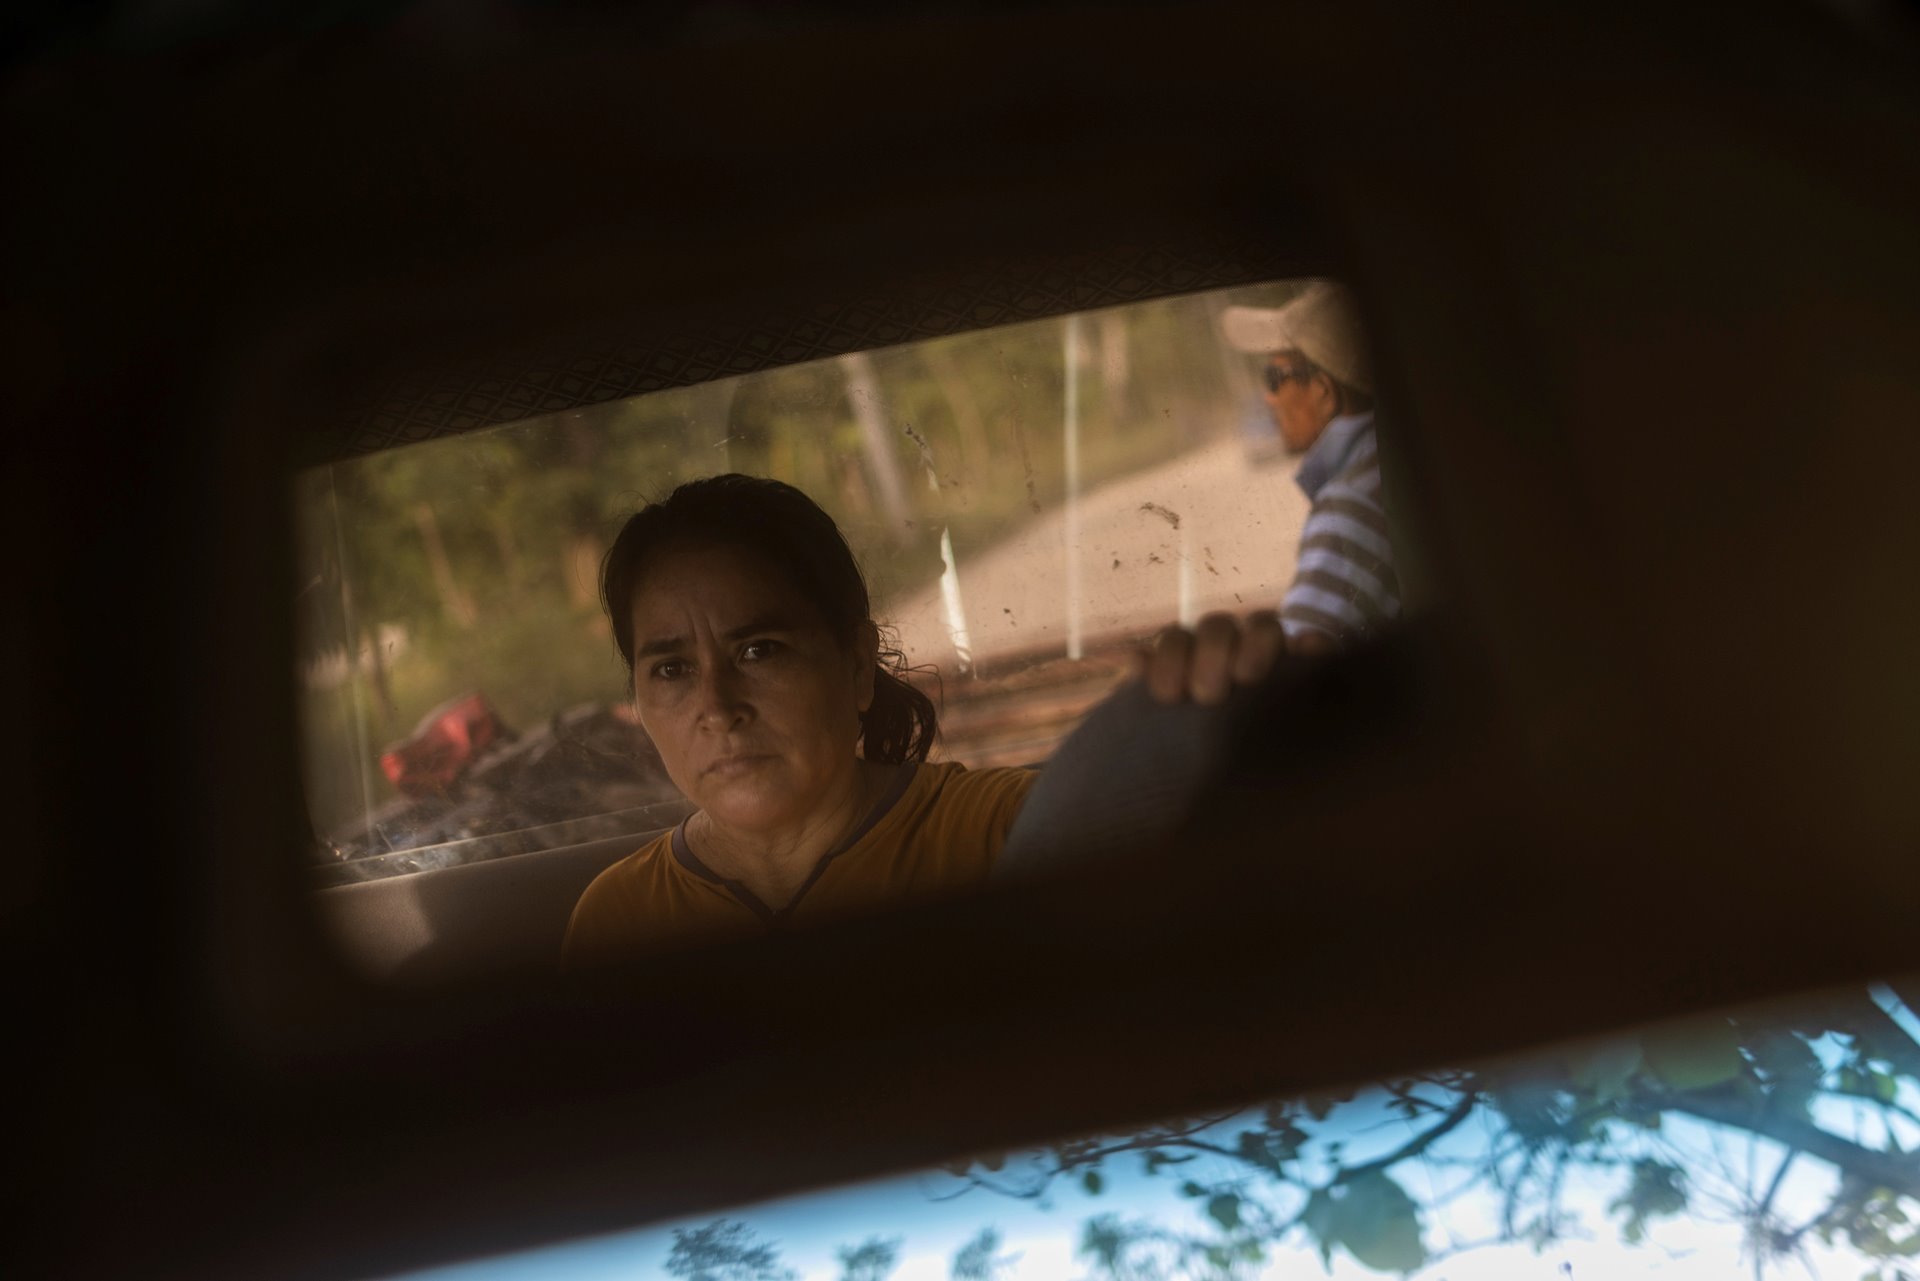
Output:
[{"xmin": 627, "ymin": 542, "xmax": 876, "ymax": 836}]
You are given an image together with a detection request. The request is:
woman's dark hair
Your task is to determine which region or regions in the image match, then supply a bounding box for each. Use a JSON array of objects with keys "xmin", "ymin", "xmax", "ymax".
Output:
[{"xmin": 600, "ymin": 473, "xmax": 938, "ymax": 764}]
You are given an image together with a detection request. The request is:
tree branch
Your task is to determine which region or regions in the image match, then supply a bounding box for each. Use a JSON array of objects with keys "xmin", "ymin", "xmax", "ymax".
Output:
[
  {"xmin": 1756, "ymin": 1149, "xmax": 1796, "ymax": 1223},
  {"xmin": 1819, "ymin": 1087, "xmax": 1920, "ymax": 1131},
  {"xmin": 1501, "ymin": 1144, "xmax": 1540, "ymax": 1241},
  {"xmin": 932, "ymin": 1111, "xmax": 1261, "ymax": 1203},
  {"xmin": 1648, "ymin": 1087, "xmax": 1920, "ymax": 1202},
  {"xmin": 1543, "ymin": 1148, "xmax": 1571, "ymax": 1239},
  {"xmin": 928, "ymin": 1170, "xmax": 1050, "ymax": 1202},
  {"xmin": 1845, "ymin": 997, "xmax": 1920, "ymax": 1081},
  {"xmin": 1880, "ymin": 979, "xmax": 1920, "ymax": 1036},
  {"xmin": 1041, "ymin": 1123, "xmax": 1250, "ymax": 1176},
  {"xmin": 1791, "ymin": 992, "xmax": 1920, "ymax": 1082},
  {"xmin": 1261, "ymin": 1095, "xmax": 1485, "ymax": 1243},
  {"xmin": 1784, "ymin": 1183, "xmax": 1857, "ymax": 1250},
  {"xmin": 1748, "ymin": 1147, "xmax": 1799, "ymax": 1281},
  {"xmin": 1336, "ymin": 1093, "xmax": 1480, "ymax": 1184}
]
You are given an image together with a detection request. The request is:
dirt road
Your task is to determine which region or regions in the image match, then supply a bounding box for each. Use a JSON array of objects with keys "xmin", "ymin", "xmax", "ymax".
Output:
[{"xmin": 885, "ymin": 436, "xmax": 1310, "ymax": 673}]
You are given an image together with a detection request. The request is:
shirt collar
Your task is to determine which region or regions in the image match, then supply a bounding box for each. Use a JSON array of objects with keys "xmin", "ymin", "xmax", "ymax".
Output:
[{"xmin": 1294, "ymin": 411, "xmax": 1376, "ymax": 501}]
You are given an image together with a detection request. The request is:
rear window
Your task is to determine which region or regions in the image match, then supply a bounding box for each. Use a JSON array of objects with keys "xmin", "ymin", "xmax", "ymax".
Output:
[{"xmin": 297, "ymin": 281, "xmax": 1334, "ymax": 885}]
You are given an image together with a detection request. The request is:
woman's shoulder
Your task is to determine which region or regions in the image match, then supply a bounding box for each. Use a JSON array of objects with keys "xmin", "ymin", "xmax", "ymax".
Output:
[
  {"xmin": 920, "ymin": 758, "xmax": 1037, "ymax": 791},
  {"xmin": 575, "ymin": 827, "xmax": 678, "ymax": 906},
  {"xmin": 563, "ymin": 826, "xmax": 685, "ymax": 968},
  {"xmin": 907, "ymin": 759, "xmax": 1037, "ymax": 832}
]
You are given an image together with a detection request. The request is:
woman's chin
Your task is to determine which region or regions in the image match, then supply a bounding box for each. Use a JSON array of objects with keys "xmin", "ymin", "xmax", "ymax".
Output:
[{"xmin": 694, "ymin": 774, "xmax": 808, "ymax": 834}]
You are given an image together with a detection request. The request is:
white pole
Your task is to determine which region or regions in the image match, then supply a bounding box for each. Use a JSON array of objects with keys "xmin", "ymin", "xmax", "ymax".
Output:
[
  {"xmin": 1177, "ymin": 519, "xmax": 1196, "ymax": 627},
  {"xmin": 840, "ymin": 351, "xmax": 915, "ymax": 542},
  {"xmin": 1063, "ymin": 314, "xmax": 1083, "ymax": 661},
  {"xmin": 937, "ymin": 526, "xmax": 974, "ymax": 675}
]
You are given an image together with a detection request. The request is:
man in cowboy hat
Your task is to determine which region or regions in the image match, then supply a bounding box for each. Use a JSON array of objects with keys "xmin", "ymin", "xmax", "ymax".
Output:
[{"xmin": 1221, "ymin": 281, "xmax": 1400, "ymax": 654}]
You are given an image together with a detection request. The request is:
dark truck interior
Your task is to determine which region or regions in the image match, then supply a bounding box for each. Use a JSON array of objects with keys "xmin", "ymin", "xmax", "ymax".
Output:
[{"xmin": 10, "ymin": 1, "xmax": 1920, "ymax": 1278}]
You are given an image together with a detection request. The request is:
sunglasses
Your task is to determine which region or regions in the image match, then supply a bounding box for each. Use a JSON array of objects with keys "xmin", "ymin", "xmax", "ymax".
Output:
[{"xmin": 1264, "ymin": 362, "xmax": 1314, "ymax": 393}]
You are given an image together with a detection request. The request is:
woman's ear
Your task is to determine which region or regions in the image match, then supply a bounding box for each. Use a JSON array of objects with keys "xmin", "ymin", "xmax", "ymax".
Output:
[{"xmin": 853, "ymin": 620, "xmax": 880, "ymax": 714}]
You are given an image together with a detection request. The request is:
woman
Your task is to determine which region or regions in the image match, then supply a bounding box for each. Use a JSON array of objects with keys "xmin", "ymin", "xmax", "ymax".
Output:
[{"xmin": 564, "ymin": 474, "xmax": 1283, "ymax": 964}]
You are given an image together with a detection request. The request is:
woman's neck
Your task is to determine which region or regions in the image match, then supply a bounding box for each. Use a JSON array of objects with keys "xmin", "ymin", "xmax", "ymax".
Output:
[{"xmin": 687, "ymin": 759, "xmax": 898, "ymax": 911}]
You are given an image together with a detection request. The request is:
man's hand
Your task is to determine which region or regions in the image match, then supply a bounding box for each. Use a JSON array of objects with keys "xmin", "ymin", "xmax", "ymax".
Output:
[{"xmin": 1130, "ymin": 610, "xmax": 1289, "ymax": 705}]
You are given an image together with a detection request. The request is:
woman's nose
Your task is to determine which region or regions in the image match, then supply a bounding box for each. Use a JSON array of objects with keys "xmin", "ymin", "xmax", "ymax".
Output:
[{"xmin": 694, "ymin": 663, "xmax": 749, "ymax": 728}]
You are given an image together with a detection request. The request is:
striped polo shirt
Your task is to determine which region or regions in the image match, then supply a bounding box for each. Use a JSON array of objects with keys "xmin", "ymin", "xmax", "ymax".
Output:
[{"xmin": 1281, "ymin": 411, "xmax": 1402, "ymax": 644}]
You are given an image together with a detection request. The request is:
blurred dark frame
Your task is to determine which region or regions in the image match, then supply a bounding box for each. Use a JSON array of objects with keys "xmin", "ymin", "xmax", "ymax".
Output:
[{"xmin": 8, "ymin": 2, "xmax": 1920, "ymax": 1279}]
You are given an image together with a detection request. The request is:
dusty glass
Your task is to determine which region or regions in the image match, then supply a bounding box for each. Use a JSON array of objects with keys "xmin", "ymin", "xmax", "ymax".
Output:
[{"xmin": 297, "ymin": 282, "xmax": 1321, "ymax": 886}]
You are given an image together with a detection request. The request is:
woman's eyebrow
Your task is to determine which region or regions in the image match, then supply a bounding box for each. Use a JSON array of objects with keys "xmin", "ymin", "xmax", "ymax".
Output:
[
  {"xmin": 634, "ymin": 634, "xmax": 688, "ymax": 660},
  {"xmin": 636, "ymin": 616, "xmax": 798, "ymax": 659},
  {"xmin": 722, "ymin": 615, "xmax": 799, "ymax": 642}
]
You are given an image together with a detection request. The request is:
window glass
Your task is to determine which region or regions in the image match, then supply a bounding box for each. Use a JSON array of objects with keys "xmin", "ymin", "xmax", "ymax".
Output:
[
  {"xmin": 369, "ymin": 982, "xmax": 1920, "ymax": 1281},
  {"xmin": 298, "ymin": 280, "xmax": 1345, "ymax": 886}
]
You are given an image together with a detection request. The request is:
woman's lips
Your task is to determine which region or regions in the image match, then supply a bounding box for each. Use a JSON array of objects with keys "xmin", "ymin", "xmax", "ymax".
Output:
[{"xmin": 704, "ymin": 753, "xmax": 773, "ymax": 778}]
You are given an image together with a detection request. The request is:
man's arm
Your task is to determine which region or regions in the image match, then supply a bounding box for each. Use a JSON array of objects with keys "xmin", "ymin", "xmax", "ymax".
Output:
[{"xmin": 1280, "ymin": 485, "xmax": 1403, "ymax": 648}]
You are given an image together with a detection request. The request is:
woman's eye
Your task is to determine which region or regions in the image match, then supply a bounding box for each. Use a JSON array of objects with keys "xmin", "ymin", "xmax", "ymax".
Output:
[
  {"xmin": 650, "ymin": 659, "xmax": 690, "ymax": 681},
  {"xmin": 740, "ymin": 639, "xmax": 781, "ymax": 662}
]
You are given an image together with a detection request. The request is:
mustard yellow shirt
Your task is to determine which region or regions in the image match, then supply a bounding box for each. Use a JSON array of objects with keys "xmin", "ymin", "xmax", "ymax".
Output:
[{"xmin": 563, "ymin": 761, "xmax": 1034, "ymax": 965}]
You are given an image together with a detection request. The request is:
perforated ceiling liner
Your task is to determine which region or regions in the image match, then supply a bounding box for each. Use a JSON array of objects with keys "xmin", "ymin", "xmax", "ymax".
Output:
[{"xmin": 323, "ymin": 238, "xmax": 1295, "ymax": 465}]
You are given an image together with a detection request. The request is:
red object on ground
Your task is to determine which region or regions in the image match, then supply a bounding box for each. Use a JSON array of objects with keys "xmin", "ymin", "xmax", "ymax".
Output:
[{"xmin": 380, "ymin": 692, "xmax": 509, "ymax": 797}]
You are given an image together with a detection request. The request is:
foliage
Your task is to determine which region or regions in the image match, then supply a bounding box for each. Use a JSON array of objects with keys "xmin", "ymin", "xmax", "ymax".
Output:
[
  {"xmin": 653, "ymin": 990, "xmax": 1916, "ymax": 1281},
  {"xmin": 937, "ymin": 986, "xmax": 1920, "ymax": 1280},
  {"xmin": 665, "ymin": 1219, "xmax": 798, "ymax": 1281},
  {"xmin": 1609, "ymin": 1158, "xmax": 1688, "ymax": 1244},
  {"xmin": 950, "ymin": 1227, "xmax": 1019, "ymax": 1281},
  {"xmin": 835, "ymin": 1236, "xmax": 901, "ymax": 1281}
]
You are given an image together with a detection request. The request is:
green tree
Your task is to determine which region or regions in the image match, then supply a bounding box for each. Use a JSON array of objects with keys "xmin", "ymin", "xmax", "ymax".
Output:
[
  {"xmin": 835, "ymin": 1235, "xmax": 902, "ymax": 1281},
  {"xmin": 664, "ymin": 1220, "xmax": 797, "ymax": 1281},
  {"xmin": 950, "ymin": 1227, "xmax": 1019, "ymax": 1281}
]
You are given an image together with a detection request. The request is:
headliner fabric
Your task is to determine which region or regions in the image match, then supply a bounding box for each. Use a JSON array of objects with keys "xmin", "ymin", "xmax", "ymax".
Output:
[{"xmin": 315, "ymin": 239, "xmax": 1294, "ymax": 466}]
